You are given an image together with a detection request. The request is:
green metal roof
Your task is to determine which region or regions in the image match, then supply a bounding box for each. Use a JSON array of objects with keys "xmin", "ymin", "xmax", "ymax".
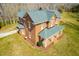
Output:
[
  {"xmin": 17, "ymin": 8, "xmax": 26, "ymax": 18},
  {"xmin": 47, "ymin": 10, "xmax": 61, "ymax": 19},
  {"xmin": 27, "ymin": 9, "xmax": 57, "ymax": 25},
  {"xmin": 39, "ymin": 25, "xmax": 64, "ymax": 39},
  {"xmin": 28, "ymin": 10, "xmax": 48, "ymax": 25},
  {"xmin": 47, "ymin": 10, "xmax": 56, "ymax": 21},
  {"xmin": 54, "ymin": 10, "xmax": 61, "ymax": 19},
  {"xmin": 17, "ymin": 9, "xmax": 61, "ymax": 25}
]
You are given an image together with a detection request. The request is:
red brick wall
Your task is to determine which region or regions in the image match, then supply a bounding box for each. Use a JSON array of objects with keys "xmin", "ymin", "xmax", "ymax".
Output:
[{"xmin": 35, "ymin": 22, "xmax": 47, "ymax": 44}]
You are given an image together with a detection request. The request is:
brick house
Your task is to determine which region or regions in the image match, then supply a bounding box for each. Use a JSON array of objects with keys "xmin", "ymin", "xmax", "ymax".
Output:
[{"xmin": 17, "ymin": 9, "xmax": 64, "ymax": 48}]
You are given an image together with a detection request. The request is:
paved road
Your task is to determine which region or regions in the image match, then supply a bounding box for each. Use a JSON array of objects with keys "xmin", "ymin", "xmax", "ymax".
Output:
[{"xmin": 0, "ymin": 29, "xmax": 18, "ymax": 38}]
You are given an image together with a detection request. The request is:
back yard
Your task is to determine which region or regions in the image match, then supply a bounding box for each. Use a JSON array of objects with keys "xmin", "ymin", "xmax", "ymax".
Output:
[{"xmin": 0, "ymin": 12, "xmax": 79, "ymax": 56}]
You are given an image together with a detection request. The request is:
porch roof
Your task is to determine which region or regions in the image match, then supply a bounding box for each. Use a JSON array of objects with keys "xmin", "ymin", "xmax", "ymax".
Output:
[{"xmin": 39, "ymin": 25, "xmax": 64, "ymax": 39}]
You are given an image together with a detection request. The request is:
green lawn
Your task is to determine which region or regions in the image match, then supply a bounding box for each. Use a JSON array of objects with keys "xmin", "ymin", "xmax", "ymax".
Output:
[
  {"xmin": 0, "ymin": 24, "xmax": 17, "ymax": 33},
  {"xmin": 0, "ymin": 12, "xmax": 79, "ymax": 56}
]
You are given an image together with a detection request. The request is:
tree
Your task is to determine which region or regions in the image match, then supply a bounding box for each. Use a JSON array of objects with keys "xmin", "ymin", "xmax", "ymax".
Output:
[{"xmin": 70, "ymin": 4, "xmax": 79, "ymax": 12}]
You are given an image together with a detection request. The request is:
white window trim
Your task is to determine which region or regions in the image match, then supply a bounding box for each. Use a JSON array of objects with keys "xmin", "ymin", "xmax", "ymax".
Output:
[{"xmin": 41, "ymin": 26, "xmax": 44, "ymax": 30}]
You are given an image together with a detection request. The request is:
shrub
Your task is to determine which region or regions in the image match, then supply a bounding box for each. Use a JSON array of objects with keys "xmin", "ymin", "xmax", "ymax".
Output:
[{"xmin": 37, "ymin": 40, "xmax": 43, "ymax": 47}]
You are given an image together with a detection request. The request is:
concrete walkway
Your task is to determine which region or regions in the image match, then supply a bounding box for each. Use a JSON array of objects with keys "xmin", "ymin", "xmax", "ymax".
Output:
[{"xmin": 0, "ymin": 29, "xmax": 18, "ymax": 38}]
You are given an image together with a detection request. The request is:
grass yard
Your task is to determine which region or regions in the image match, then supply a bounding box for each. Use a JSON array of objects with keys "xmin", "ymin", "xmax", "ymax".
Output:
[
  {"xmin": 0, "ymin": 24, "xmax": 17, "ymax": 33},
  {"xmin": 0, "ymin": 12, "xmax": 79, "ymax": 56}
]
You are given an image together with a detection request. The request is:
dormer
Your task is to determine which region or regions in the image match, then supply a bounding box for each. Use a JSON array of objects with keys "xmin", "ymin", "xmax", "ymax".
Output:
[
  {"xmin": 47, "ymin": 10, "xmax": 61, "ymax": 28},
  {"xmin": 47, "ymin": 15, "xmax": 56, "ymax": 28}
]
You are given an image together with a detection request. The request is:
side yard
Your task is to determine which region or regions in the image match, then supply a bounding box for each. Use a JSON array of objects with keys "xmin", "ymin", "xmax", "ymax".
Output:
[{"xmin": 0, "ymin": 24, "xmax": 17, "ymax": 33}]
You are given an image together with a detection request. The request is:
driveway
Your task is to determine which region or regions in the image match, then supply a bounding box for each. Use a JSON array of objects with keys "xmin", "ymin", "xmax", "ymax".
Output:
[{"xmin": 0, "ymin": 29, "xmax": 18, "ymax": 38}]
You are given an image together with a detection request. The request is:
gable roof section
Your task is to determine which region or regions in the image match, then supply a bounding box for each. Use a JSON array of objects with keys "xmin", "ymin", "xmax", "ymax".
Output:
[
  {"xmin": 17, "ymin": 8, "xmax": 26, "ymax": 18},
  {"xmin": 47, "ymin": 10, "xmax": 56, "ymax": 21},
  {"xmin": 28, "ymin": 10, "xmax": 48, "ymax": 25},
  {"xmin": 17, "ymin": 9, "xmax": 61, "ymax": 24},
  {"xmin": 28, "ymin": 10, "xmax": 60, "ymax": 25},
  {"xmin": 39, "ymin": 25, "xmax": 64, "ymax": 39},
  {"xmin": 51, "ymin": 10, "xmax": 61, "ymax": 19}
]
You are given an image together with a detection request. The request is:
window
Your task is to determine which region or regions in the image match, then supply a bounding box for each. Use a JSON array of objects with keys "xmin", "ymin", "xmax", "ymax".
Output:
[
  {"xmin": 41, "ymin": 24, "xmax": 45, "ymax": 30},
  {"xmin": 21, "ymin": 31, "xmax": 25, "ymax": 35},
  {"xmin": 27, "ymin": 20, "xmax": 33, "ymax": 31},
  {"xmin": 28, "ymin": 22, "xmax": 31, "ymax": 29},
  {"xmin": 19, "ymin": 18, "xmax": 24, "ymax": 25},
  {"xmin": 29, "ymin": 35, "xmax": 31, "ymax": 38},
  {"xmin": 26, "ymin": 21, "xmax": 32, "ymax": 31},
  {"xmin": 51, "ymin": 23, "xmax": 53, "ymax": 27},
  {"xmin": 25, "ymin": 36, "xmax": 27, "ymax": 38},
  {"xmin": 41, "ymin": 26, "xmax": 43, "ymax": 30},
  {"xmin": 29, "ymin": 32, "xmax": 31, "ymax": 39}
]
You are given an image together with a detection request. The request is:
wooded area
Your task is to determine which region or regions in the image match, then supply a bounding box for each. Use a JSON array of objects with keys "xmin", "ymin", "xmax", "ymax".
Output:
[{"xmin": 0, "ymin": 3, "xmax": 79, "ymax": 28}]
